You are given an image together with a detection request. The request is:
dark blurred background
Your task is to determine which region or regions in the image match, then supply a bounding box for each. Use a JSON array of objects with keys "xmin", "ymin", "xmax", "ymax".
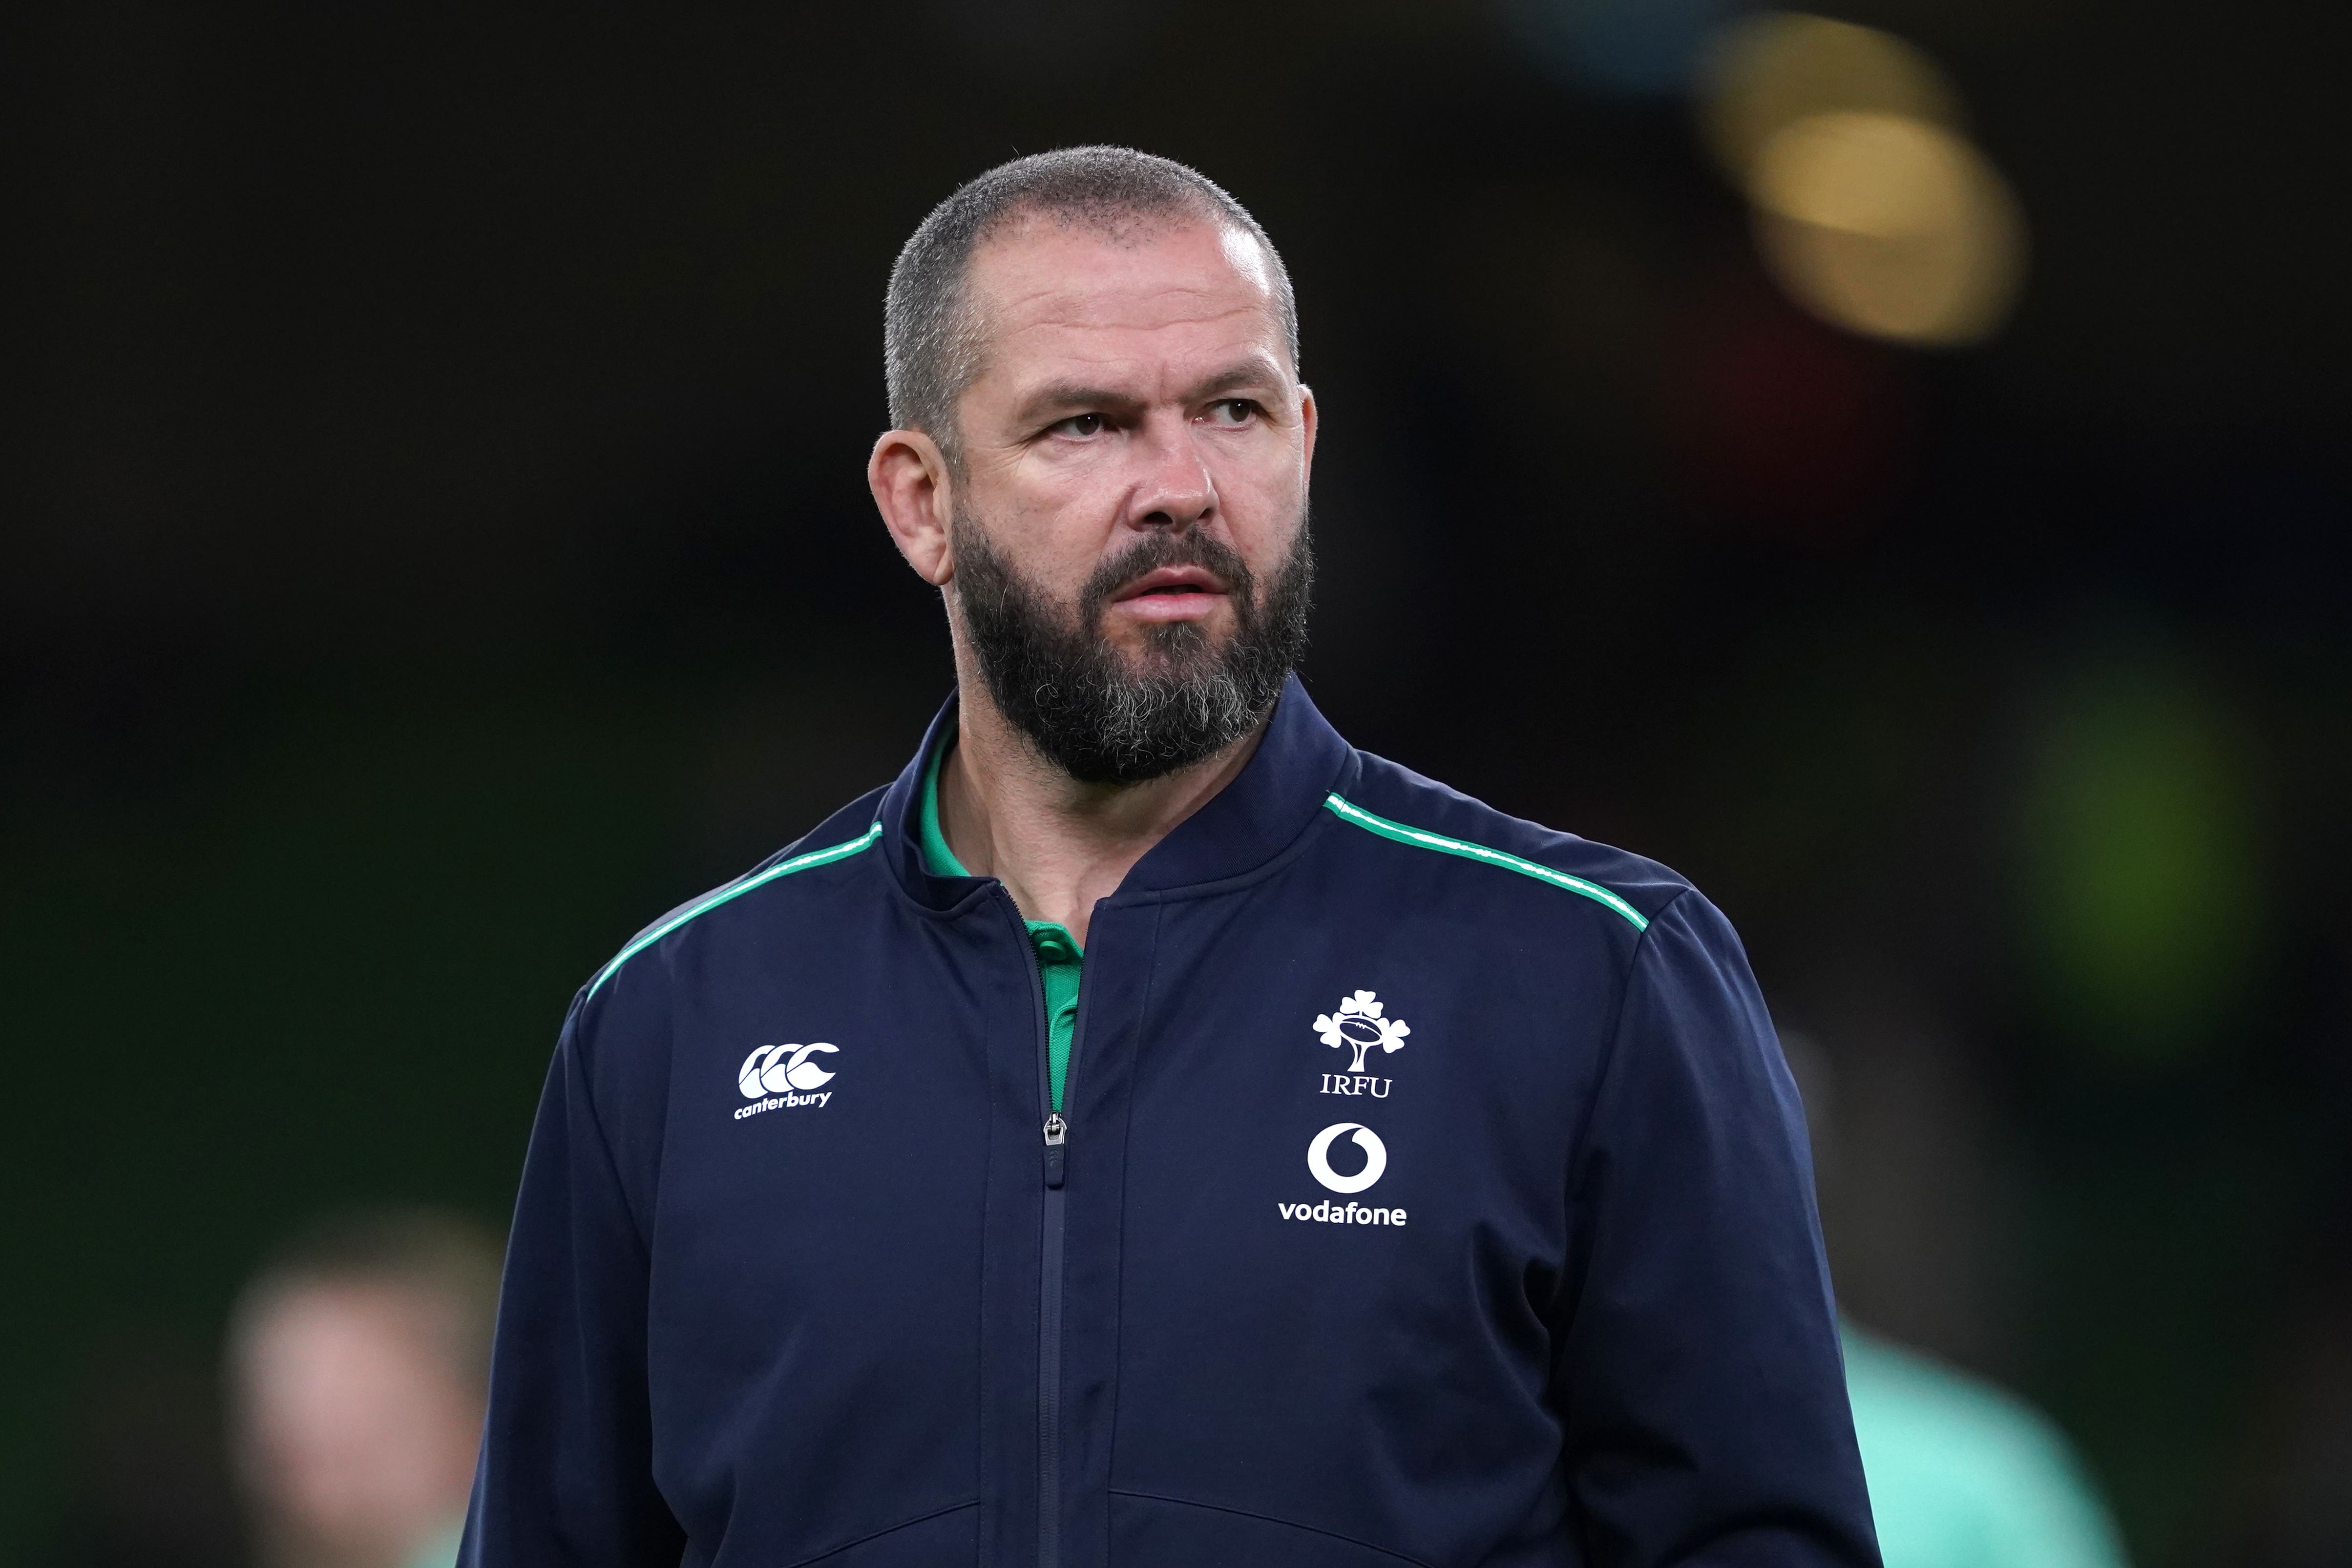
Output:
[{"xmin": 4, "ymin": 2, "xmax": 2348, "ymax": 1564}]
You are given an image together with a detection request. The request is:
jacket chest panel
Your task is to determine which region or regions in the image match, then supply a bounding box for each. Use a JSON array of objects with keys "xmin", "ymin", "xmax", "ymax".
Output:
[
  {"xmin": 1110, "ymin": 902, "xmax": 1613, "ymax": 1225},
  {"xmin": 644, "ymin": 950, "xmax": 1020, "ymax": 1526},
  {"xmin": 1085, "ymin": 902, "xmax": 1610, "ymax": 1558}
]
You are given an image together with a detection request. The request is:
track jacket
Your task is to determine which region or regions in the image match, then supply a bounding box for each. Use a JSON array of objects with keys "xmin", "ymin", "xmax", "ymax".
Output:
[{"xmin": 463, "ymin": 676, "xmax": 1879, "ymax": 1568}]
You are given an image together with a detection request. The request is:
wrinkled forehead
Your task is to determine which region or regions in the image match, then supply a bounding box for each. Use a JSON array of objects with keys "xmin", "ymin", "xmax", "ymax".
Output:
[{"xmin": 962, "ymin": 212, "xmax": 1289, "ymax": 376}]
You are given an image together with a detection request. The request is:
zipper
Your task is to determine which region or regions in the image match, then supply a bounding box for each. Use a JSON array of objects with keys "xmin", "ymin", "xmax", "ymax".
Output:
[
  {"xmin": 1006, "ymin": 890, "xmax": 1075, "ymax": 1568},
  {"xmin": 1038, "ymin": 1110, "xmax": 1068, "ymax": 1568},
  {"xmin": 1042, "ymin": 1112, "xmax": 1068, "ymax": 1187}
]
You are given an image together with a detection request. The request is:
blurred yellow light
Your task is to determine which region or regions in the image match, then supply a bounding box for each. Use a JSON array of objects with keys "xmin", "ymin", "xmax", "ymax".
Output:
[
  {"xmin": 1699, "ymin": 11, "xmax": 1962, "ymax": 180},
  {"xmin": 1748, "ymin": 111, "xmax": 2026, "ymax": 345}
]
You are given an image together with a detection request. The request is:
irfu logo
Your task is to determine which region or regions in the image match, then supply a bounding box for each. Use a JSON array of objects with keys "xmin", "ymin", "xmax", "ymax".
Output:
[{"xmin": 1314, "ymin": 990, "xmax": 1409, "ymax": 1073}]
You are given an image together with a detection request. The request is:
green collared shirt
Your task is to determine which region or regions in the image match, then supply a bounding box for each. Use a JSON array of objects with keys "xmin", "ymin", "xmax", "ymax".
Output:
[
  {"xmin": 1841, "ymin": 1326, "xmax": 2129, "ymax": 1568},
  {"xmin": 919, "ymin": 736, "xmax": 1083, "ymax": 1113}
]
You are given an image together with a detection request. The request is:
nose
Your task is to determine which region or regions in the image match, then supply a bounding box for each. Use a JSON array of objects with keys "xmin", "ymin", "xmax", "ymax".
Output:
[{"xmin": 1128, "ymin": 417, "xmax": 1216, "ymax": 532}]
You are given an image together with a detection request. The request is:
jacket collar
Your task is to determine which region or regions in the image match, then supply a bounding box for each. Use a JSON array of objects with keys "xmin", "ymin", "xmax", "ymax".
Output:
[{"xmin": 876, "ymin": 673, "xmax": 1356, "ymax": 912}]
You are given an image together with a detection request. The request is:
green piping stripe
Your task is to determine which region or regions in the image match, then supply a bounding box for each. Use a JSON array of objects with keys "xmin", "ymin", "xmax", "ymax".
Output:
[
  {"xmin": 1323, "ymin": 794, "xmax": 1649, "ymax": 931},
  {"xmin": 586, "ymin": 822, "xmax": 883, "ymax": 999}
]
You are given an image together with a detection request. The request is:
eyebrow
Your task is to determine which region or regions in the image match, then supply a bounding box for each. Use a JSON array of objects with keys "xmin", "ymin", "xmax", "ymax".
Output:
[
  {"xmin": 1015, "ymin": 382, "xmax": 1147, "ymax": 424},
  {"xmin": 1012, "ymin": 356, "xmax": 1289, "ymax": 427},
  {"xmin": 1187, "ymin": 360, "xmax": 1286, "ymax": 400}
]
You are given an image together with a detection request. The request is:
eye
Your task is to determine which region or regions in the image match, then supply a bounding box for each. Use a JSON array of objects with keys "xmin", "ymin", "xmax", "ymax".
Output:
[
  {"xmin": 1206, "ymin": 398, "xmax": 1260, "ymax": 426},
  {"xmin": 1050, "ymin": 412, "xmax": 1105, "ymax": 438}
]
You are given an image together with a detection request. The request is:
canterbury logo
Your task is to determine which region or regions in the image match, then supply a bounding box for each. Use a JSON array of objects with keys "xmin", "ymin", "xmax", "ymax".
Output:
[{"xmin": 734, "ymin": 1043, "xmax": 838, "ymax": 1120}]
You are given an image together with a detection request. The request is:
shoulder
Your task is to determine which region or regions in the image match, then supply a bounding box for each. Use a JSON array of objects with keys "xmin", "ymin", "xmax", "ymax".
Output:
[
  {"xmin": 582, "ymin": 786, "xmax": 890, "ymax": 1008},
  {"xmin": 1325, "ymin": 749, "xmax": 1694, "ymax": 936}
]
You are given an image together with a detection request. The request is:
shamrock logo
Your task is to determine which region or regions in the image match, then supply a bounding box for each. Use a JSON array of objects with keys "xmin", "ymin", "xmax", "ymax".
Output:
[{"xmin": 1314, "ymin": 989, "xmax": 1411, "ymax": 1073}]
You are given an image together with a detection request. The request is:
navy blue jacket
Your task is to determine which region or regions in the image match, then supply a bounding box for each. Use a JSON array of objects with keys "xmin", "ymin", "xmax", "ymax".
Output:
[{"xmin": 464, "ymin": 677, "xmax": 1878, "ymax": 1568}]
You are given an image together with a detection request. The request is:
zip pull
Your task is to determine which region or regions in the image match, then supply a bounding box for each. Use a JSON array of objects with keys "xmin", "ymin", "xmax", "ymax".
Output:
[{"xmin": 1042, "ymin": 1113, "xmax": 1067, "ymax": 1189}]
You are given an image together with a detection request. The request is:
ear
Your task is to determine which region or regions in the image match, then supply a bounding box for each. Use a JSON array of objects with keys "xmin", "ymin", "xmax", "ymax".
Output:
[
  {"xmin": 868, "ymin": 427, "xmax": 956, "ymax": 586},
  {"xmin": 1297, "ymin": 382, "xmax": 1319, "ymax": 476}
]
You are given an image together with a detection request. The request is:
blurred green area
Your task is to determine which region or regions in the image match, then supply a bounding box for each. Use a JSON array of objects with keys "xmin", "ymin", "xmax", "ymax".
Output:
[
  {"xmin": 0, "ymin": 668, "xmax": 658, "ymax": 1547},
  {"xmin": 2016, "ymin": 648, "xmax": 2267, "ymax": 1062}
]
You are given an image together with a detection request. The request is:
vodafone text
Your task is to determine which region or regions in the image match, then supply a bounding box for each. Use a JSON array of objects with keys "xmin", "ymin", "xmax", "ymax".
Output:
[{"xmin": 1277, "ymin": 1200, "xmax": 1407, "ymax": 1226}]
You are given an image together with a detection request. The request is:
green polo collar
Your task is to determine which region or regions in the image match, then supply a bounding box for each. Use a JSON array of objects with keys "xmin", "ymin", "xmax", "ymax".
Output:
[{"xmin": 920, "ymin": 732, "xmax": 1083, "ymax": 1112}]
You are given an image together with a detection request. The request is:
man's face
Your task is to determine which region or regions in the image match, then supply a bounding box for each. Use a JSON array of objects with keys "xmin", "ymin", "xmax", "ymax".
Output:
[
  {"xmin": 942, "ymin": 214, "xmax": 1316, "ymax": 780},
  {"xmin": 232, "ymin": 1282, "xmax": 482, "ymax": 1567},
  {"xmin": 951, "ymin": 215, "xmax": 1312, "ymax": 648}
]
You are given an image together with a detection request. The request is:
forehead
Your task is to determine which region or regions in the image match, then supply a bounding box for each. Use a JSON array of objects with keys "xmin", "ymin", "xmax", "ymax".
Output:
[
  {"xmin": 963, "ymin": 214, "xmax": 1288, "ymax": 382},
  {"xmin": 239, "ymin": 1280, "xmax": 441, "ymax": 1356}
]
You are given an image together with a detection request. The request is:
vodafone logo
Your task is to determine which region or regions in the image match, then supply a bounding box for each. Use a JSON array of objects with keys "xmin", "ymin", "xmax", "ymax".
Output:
[
  {"xmin": 1306, "ymin": 1122, "xmax": 1387, "ymax": 1193},
  {"xmin": 733, "ymin": 1042, "xmax": 838, "ymax": 1120},
  {"xmin": 1280, "ymin": 1123, "xmax": 1406, "ymax": 1228}
]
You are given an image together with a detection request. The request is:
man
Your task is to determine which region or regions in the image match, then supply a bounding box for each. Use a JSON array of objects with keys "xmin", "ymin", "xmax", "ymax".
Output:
[
  {"xmin": 465, "ymin": 146, "xmax": 1877, "ymax": 1567},
  {"xmin": 231, "ymin": 1209, "xmax": 502, "ymax": 1568}
]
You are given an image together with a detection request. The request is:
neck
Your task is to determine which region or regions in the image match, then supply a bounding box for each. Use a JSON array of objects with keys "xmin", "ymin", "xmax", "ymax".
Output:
[{"xmin": 936, "ymin": 659, "xmax": 1269, "ymax": 947}]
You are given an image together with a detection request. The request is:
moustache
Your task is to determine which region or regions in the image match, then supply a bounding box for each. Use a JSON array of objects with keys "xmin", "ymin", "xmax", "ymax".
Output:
[{"xmin": 1078, "ymin": 532, "xmax": 1259, "ymax": 627}]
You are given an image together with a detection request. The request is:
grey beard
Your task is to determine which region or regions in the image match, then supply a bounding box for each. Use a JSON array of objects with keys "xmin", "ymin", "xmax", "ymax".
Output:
[{"xmin": 951, "ymin": 514, "xmax": 1313, "ymax": 785}]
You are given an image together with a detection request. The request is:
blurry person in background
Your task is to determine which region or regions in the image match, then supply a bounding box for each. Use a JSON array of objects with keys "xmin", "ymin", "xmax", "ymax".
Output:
[
  {"xmin": 1782, "ymin": 1033, "xmax": 2130, "ymax": 1568},
  {"xmin": 227, "ymin": 1210, "xmax": 502, "ymax": 1568}
]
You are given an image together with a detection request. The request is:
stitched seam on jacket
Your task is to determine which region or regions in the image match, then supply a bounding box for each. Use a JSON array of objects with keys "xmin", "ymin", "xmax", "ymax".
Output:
[
  {"xmin": 1552, "ymin": 886, "xmax": 1694, "ymax": 1332},
  {"xmin": 585, "ymin": 821, "xmax": 882, "ymax": 998},
  {"xmin": 779, "ymin": 1499, "xmax": 979, "ymax": 1567},
  {"xmin": 1109, "ymin": 1489, "xmax": 1438, "ymax": 1567},
  {"xmin": 1099, "ymin": 748, "xmax": 1361, "ymax": 909},
  {"xmin": 558, "ymin": 992, "xmax": 656, "ymax": 1264},
  {"xmin": 1322, "ymin": 793, "xmax": 1648, "ymax": 930}
]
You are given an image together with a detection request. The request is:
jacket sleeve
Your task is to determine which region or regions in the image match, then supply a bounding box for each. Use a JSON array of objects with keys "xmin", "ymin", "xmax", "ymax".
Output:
[
  {"xmin": 1554, "ymin": 889, "xmax": 1880, "ymax": 1568},
  {"xmin": 461, "ymin": 993, "xmax": 686, "ymax": 1567}
]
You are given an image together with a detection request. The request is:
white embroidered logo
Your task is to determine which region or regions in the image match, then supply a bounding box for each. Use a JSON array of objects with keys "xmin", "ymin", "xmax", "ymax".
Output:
[
  {"xmin": 1314, "ymin": 990, "xmax": 1409, "ymax": 1073},
  {"xmin": 734, "ymin": 1042, "xmax": 838, "ymax": 1120},
  {"xmin": 1306, "ymin": 1122, "xmax": 1389, "ymax": 1194}
]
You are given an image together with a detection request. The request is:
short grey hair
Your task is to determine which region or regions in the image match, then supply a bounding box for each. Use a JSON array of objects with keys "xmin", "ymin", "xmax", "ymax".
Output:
[{"xmin": 883, "ymin": 146, "xmax": 1299, "ymax": 460}]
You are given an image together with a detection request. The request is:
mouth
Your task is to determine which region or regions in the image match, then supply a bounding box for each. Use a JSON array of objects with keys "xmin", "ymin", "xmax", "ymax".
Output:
[{"xmin": 1109, "ymin": 565, "xmax": 1230, "ymax": 622}]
